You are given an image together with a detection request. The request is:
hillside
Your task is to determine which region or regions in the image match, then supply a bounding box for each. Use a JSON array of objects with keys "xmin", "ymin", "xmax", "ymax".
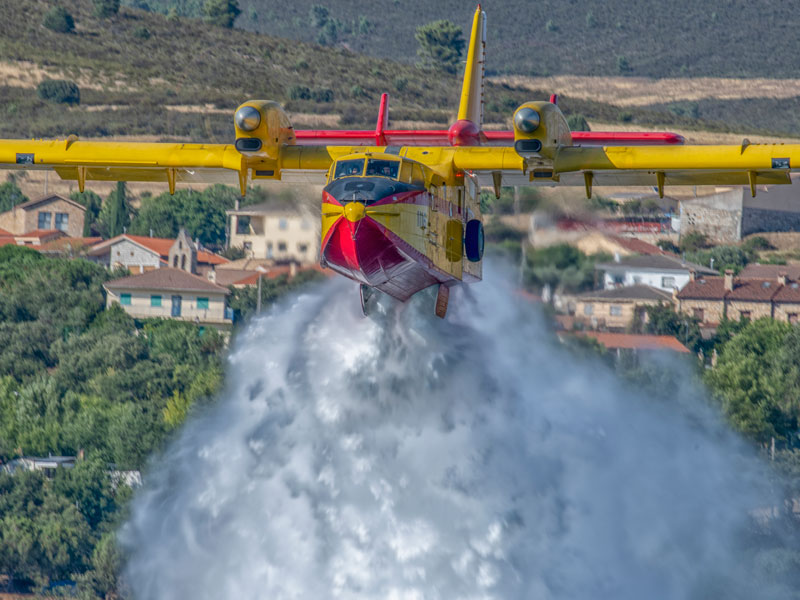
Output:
[
  {"xmin": 0, "ymin": 0, "xmax": 798, "ymax": 144},
  {"xmin": 212, "ymin": 0, "xmax": 800, "ymax": 79}
]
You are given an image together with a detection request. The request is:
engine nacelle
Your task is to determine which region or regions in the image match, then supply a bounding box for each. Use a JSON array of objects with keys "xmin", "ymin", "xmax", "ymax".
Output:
[
  {"xmin": 512, "ymin": 101, "xmax": 572, "ymax": 160},
  {"xmin": 233, "ymin": 100, "xmax": 296, "ymax": 159}
]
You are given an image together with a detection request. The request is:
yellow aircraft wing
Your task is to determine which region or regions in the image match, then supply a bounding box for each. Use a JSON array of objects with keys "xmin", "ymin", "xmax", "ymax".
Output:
[
  {"xmin": 0, "ymin": 137, "xmax": 349, "ymax": 193},
  {"xmin": 454, "ymin": 143, "xmax": 800, "ymax": 197}
]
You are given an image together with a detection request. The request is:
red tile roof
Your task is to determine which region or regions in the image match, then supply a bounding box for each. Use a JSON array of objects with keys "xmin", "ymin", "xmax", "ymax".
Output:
[
  {"xmin": 90, "ymin": 234, "xmax": 229, "ymax": 265},
  {"xmin": 574, "ymin": 331, "xmax": 690, "ymax": 353},
  {"xmin": 18, "ymin": 229, "xmax": 65, "ymax": 239},
  {"xmin": 606, "ymin": 234, "xmax": 670, "ymax": 256},
  {"xmin": 39, "ymin": 237, "xmax": 103, "ymax": 253},
  {"xmin": 677, "ymin": 276, "xmax": 728, "ymax": 300},
  {"xmin": 739, "ymin": 264, "xmax": 800, "ymax": 280},
  {"xmin": 772, "ymin": 280, "xmax": 800, "ymax": 303},
  {"xmin": 727, "ymin": 278, "xmax": 779, "ymax": 301},
  {"xmin": 230, "ymin": 264, "xmax": 328, "ymax": 286},
  {"xmin": 0, "ymin": 227, "xmax": 11, "ymax": 236}
]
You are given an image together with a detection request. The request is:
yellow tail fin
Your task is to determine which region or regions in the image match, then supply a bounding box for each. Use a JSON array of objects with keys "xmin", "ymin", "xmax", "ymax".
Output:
[{"xmin": 456, "ymin": 5, "xmax": 486, "ymax": 127}]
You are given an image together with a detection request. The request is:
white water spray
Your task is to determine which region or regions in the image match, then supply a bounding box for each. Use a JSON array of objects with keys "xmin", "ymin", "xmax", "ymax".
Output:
[{"xmin": 122, "ymin": 268, "xmax": 786, "ymax": 599}]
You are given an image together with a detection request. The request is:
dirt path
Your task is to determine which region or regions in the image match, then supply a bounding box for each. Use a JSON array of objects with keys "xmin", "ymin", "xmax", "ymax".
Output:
[{"xmin": 493, "ymin": 75, "xmax": 800, "ymax": 107}]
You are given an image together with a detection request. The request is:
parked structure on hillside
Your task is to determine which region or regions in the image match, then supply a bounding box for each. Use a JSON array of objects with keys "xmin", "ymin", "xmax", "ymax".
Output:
[
  {"xmin": 679, "ymin": 183, "xmax": 800, "ymax": 244},
  {"xmin": 104, "ymin": 268, "xmax": 233, "ymax": 326},
  {"xmin": 676, "ymin": 269, "xmax": 800, "ymax": 325},
  {"xmin": 0, "ymin": 194, "xmax": 85, "ymax": 237},
  {"xmin": 227, "ymin": 202, "xmax": 318, "ymax": 264},
  {"xmin": 88, "ymin": 231, "xmax": 228, "ymax": 275},
  {"xmin": 596, "ymin": 254, "xmax": 716, "ymax": 292}
]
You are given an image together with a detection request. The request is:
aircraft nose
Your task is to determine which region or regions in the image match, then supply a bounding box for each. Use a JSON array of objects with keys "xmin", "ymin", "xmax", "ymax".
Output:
[{"xmin": 344, "ymin": 202, "xmax": 366, "ymax": 222}]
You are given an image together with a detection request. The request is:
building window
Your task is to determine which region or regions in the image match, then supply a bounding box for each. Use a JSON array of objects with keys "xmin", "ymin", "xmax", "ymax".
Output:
[
  {"xmin": 789, "ymin": 313, "xmax": 798, "ymax": 324},
  {"xmin": 236, "ymin": 216, "xmax": 251, "ymax": 235},
  {"xmin": 693, "ymin": 308, "xmax": 704, "ymax": 321},
  {"xmin": 662, "ymin": 276, "xmax": 676, "ymax": 288},
  {"xmin": 181, "ymin": 255, "xmax": 186, "ymax": 270},
  {"xmin": 54, "ymin": 213, "xmax": 69, "ymax": 232},
  {"xmin": 243, "ymin": 241, "xmax": 252, "ymax": 253},
  {"xmin": 298, "ymin": 243, "xmax": 308, "ymax": 253},
  {"xmin": 612, "ymin": 275, "xmax": 624, "ymax": 285},
  {"xmin": 197, "ymin": 297, "xmax": 209, "ymax": 310},
  {"xmin": 278, "ymin": 218, "xmax": 288, "ymax": 230},
  {"xmin": 740, "ymin": 310, "xmax": 751, "ymax": 321},
  {"xmin": 633, "ymin": 276, "xmax": 642, "ymax": 284},
  {"xmin": 267, "ymin": 242, "xmax": 273, "ymax": 258},
  {"xmin": 37, "ymin": 211, "xmax": 52, "ymax": 230},
  {"xmin": 151, "ymin": 295, "xmax": 161, "ymax": 307},
  {"xmin": 120, "ymin": 293, "xmax": 132, "ymax": 305},
  {"xmin": 278, "ymin": 241, "xmax": 287, "ymax": 252},
  {"xmin": 610, "ymin": 305, "xmax": 623, "ymax": 316},
  {"xmin": 583, "ymin": 304, "xmax": 594, "ymax": 316}
]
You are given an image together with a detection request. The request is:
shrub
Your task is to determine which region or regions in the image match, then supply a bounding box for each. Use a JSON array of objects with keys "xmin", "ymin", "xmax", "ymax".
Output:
[
  {"xmin": 43, "ymin": 7, "xmax": 75, "ymax": 33},
  {"xmin": 202, "ymin": 0, "xmax": 241, "ymax": 28},
  {"xmin": 617, "ymin": 55, "xmax": 632, "ymax": 73},
  {"xmin": 37, "ymin": 79, "xmax": 81, "ymax": 105},
  {"xmin": 311, "ymin": 88, "xmax": 334, "ymax": 103},
  {"xmin": 545, "ymin": 20, "xmax": 558, "ymax": 32},
  {"xmin": 132, "ymin": 27, "xmax": 151, "ymax": 40},
  {"xmin": 350, "ymin": 84, "xmax": 364, "ymax": 98},
  {"xmin": 618, "ymin": 111, "xmax": 633, "ymax": 123},
  {"xmin": 393, "ymin": 76, "xmax": 408, "ymax": 92},
  {"xmin": 566, "ymin": 114, "xmax": 590, "ymax": 131},
  {"xmin": 288, "ymin": 85, "xmax": 311, "ymax": 100},
  {"xmin": 93, "ymin": 0, "xmax": 120, "ymax": 18}
]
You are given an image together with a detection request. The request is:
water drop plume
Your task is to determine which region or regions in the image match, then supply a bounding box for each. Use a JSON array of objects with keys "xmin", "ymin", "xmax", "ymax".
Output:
[{"xmin": 122, "ymin": 266, "xmax": 787, "ymax": 599}]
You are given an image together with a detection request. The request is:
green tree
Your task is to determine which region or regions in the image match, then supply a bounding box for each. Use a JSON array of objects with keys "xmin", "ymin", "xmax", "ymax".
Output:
[
  {"xmin": 0, "ymin": 180, "xmax": 28, "ymax": 212},
  {"xmin": 93, "ymin": 0, "xmax": 120, "ymax": 18},
  {"xmin": 43, "ymin": 6, "xmax": 75, "ymax": 33},
  {"xmin": 70, "ymin": 190, "xmax": 102, "ymax": 237},
  {"xmin": 309, "ymin": 4, "xmax": 328, "ymax": 27},
  {"xmin": 100, "ymin": 182, "xmax": 131, "ymax": 238},
  {"xmin": 706, "ymin": 318, "xmax": 796, "ymax": 444},
  {"xmin": 202, "ymin": 0, "xmax": 240, "ymax": 27},
  {"xmin": 679, "ymin": 231, "xmax": 710, "ymax": 253},
  {"xmin": 637, "ymin": 303, "xmax": 702, "ymax": 352},
  {"xmin": 415, "ymin": 20, "xmax": 465, "ymax": 73}
]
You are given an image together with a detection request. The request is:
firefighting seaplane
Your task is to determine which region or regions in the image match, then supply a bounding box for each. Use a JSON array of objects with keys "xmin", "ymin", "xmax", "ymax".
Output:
[{"xmin": 1, "ymin": 6, "xmax": 799, "ymax": 318}]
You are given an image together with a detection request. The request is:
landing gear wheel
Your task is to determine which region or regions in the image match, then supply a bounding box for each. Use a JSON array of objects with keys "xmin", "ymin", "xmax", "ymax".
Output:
[
  {"xmin": 465, "ymin": 219, "xmax": 484, "ymax": 263},
  {"xmin": 360, "ymin": 284, "xmax": 376, "ymax": 317},
  {"xmin": 435, "ymin": 284, "xmax": 450, "ymax": 319}
]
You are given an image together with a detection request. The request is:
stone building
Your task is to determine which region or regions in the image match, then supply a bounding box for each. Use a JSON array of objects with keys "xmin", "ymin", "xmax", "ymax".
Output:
[
  {"xmin": 0, "ymin": 194, "xmax": 85, "ymax": 237},
  {"xmin": 88, "ymin": 233, "xmax": 227, "ymax": 275},
  {"xmin": 676, "ymin": 269, "xmax": 800, "ymax": 325},
  {"xmin": 571, "ymin": 285, "xmax": 674, "ymax": 331},
  {"xmin": 679, "ymin": 183, "xmax": 800, "ymax": 244}
]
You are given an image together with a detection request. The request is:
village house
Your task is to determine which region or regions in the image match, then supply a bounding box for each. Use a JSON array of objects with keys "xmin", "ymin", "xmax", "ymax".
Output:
[
  {"xmin": 676, "ymin": 269, "xmax": 800, "ymax": 325},
  {"xmin": 88, "ymin": 231, "xmax": 228, "ymax": 275},
  {"xmin": 568, "ymin": 284, "xmax": 674, "ymax": 331},
  {"xmin": 226, "ymin": 201, "xmax": 318, "ymax": 264},
  {"xmin": 0, "ymin": 194, "xmax": 85, "ymax": 237},
  {"xmin": 596, "ymin": 254, "xmax": 717, "ymax": 292},
  {"xmin": 104, "ymin": 268, "xmax": 233, "ymax": 326}
]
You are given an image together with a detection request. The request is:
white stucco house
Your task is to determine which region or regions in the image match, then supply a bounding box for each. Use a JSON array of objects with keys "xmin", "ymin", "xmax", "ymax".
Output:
[{"xmin": 595, "ymin": 254, "xmax": 717, "ymax": 292}]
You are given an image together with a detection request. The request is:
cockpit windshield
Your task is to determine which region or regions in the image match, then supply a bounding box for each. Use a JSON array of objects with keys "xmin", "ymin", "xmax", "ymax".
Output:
[
  {"xmin": 365, "ymin": 159, "xmax": 399, "ymax": 179},
  {"xmin": 334, "ymin": 159, "xmax": 364, "ymax": 179}
]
